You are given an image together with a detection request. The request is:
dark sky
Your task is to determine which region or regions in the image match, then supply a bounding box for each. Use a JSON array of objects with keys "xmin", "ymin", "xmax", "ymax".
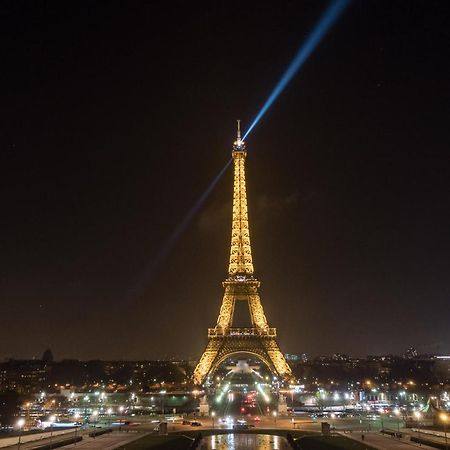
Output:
[{"xmin": 1, "ymin": 1, "xmax": 449, "ymax": 361}]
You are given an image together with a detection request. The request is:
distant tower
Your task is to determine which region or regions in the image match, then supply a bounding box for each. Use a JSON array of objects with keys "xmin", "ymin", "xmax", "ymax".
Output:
[
  {"xmin": 192, "ymin": 122, "xmax": 293, "ymax": 385},
  {"xmin": 405, "ymin": 347, "xmax": 418, "ymax": 359},
  {"xmin": 42, "ymin": 348, "xmax": 54, "ymax": 364}
]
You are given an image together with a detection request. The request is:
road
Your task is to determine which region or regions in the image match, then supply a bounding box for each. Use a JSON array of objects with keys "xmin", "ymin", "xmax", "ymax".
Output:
[{"xmin": 213, "ymin": 371, "xmax": 275, "ymax": 419}]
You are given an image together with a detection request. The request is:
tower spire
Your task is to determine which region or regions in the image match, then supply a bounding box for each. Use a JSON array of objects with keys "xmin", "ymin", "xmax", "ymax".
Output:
[
  {"xmin": 229, "ymin": 121, "xmax": 253, "ymax": 276},
  {"xmin": 233, "ymin": 119, "xmax": 245, "ymax": 150}
]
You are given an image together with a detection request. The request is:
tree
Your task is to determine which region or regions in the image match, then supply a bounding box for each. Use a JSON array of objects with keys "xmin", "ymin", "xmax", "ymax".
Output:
[{"xmin": 0, "ymin": 390, "xmax": 20, "ymax": 426}]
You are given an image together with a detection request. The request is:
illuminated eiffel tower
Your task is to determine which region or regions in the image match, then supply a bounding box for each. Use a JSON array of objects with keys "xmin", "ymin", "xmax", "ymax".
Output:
[{"xmin": 192, "ymin": 122, "xmax": 293, "ymax": 386}]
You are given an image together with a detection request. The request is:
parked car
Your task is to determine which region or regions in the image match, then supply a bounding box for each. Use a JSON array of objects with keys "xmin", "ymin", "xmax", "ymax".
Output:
[{"xmin": 233, "ymin": 423, "xmax": 250, "ymax": 430}]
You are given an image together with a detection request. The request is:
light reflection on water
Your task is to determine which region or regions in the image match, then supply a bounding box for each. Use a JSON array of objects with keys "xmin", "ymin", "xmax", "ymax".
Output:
[{"xmin": 204, "ymin": 433, "xmax": 287, "ymax": 449}]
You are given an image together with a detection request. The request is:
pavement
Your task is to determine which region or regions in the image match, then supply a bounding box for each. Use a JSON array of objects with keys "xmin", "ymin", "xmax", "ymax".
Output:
[
  {"xmin": 3, "ymin": 430, "xmax": 81, "ymax": 450},
  {"xmin": 0, "ymin": 429, "xmax": 80, "ymax": 449},
  {"xmin": 58, "ymin": 431, "xmax": 147, "ymax": 449},
  {"xmin": 341, "ymin": 431, "xmax": 438, "ymax": 450},
  {"xmin": 2, "ymin": 429, "xmax": 146, "ymax": 450}
]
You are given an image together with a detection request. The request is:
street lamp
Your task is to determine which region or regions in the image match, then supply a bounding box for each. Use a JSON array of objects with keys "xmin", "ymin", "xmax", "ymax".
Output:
[
  {"xmin": 91, "ymin": 410, "xmax": 98, "ymax": 427},
  {"xmin": 273, "ymin": 410, "xmax": 277, "ymax": 427},
  {"xmin": 73, "ymin": 413, "xmax": 80, "ymax": 447},
  {"xmin": 107, "ymin": 408, "xmax": 113, "ymax": 427},
  {"xmin": 118, "ymin": 406, "xmax": 124, "ymax": 431},
  {"xmin": 211, "ymin": 411, "xmax": 215, "ymax": 429},
  {"xmin": 378, "ymin": 408, "xmax": 384, "ymax": 431},
  {"xmin": 440, "ymin": 413, "xmax": 448, "ymax": 450},
  {"xmin": 393, "ymin": 408, "xmax": 401, "ymax": 434},
  {"xmin": 414, "ymin": 411, "xmax": 422, "ymax": 443},
  {"xmin": 49, "ymin": 415, "xmax": 56, "ymax": 450},
  {"xmin": 160, "ymin": 390, "xmax": 167, "ymax": 416},
  {"xmin": 16, "ymin": 418, "xmax": 25, "ymax": 450},
  {"xmin": 26, "ymin": 403, "xmax": 31, "ymax": 422}
]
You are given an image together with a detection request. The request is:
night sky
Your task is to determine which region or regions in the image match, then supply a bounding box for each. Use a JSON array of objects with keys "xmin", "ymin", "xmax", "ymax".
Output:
[{"xmin": 1, "ymin": 1, "xmax": 449, "ymax": 361}]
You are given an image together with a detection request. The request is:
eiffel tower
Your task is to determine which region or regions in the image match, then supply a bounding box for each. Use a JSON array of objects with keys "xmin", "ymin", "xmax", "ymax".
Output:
[{"xmin": 192, "ymin": 122, "xmax": 293, "ymax": 386}]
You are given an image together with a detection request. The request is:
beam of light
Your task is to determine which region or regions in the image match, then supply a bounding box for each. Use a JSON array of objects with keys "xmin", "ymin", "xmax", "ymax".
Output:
[
  {"xmin": 256, "ymin": 382, "xmax": 270, "ymax": 403},
  {"xmin": 242, "ymin": 0, "xmax": 350, "ymax": 140},
  {"xmin": 126, "ymin": 158, "xmax": 232, "ymax": 300},
  {"xmin": 127, "ymin": 1, "xmax": 349, "ymax": 299}
]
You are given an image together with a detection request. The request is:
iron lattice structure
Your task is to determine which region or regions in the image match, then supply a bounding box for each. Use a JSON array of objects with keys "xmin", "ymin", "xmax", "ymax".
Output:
[{"xmin": 192, "ymin": 124, "xmax": 293, "ymax": 385}]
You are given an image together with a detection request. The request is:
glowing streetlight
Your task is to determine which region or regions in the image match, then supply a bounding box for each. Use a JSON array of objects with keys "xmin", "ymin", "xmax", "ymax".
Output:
[
  {"xmin": 16, "ymin": 418, "xmax": 25, "ymax": 427},
  {"xmin": 91, "ymin": 410, "xmax": 98, "ymax": 426},
  {"xmin": 273, "ymin": 410, "xmax": 277, "ymax": 426},
  {"xmin": 440, "ymin": 413, "xmax": 448, "ymax": 450},
  {"xmin": 49, "ymin": 415, "xmax": 56, "ymax": 450},
  {"xmin": 16, "ymin": 418, "xmax": 25, "ymax": 450},
  {"xmin": 107, "ymin": 407, "xmax": 113, "ymax": 427},
  {"xmin": 393, "ymin": 407, "xmax": 401, "ymax": 433},
  {"xmin": 160, "ymin": 390, "xmax": 167, "ymax": 416},
  {"xmin": 73, "ymin": 413, "xmax": 81, "ymax": 446},
  {"xmin": 118, "ymin": 406, "xmax": 125, "ymax": 430},
  {"xmin": 414, "ymin": 411, "xmax": 422, "ymax": 442},
  {"xmin": 211, "ymin": 411, "xmax": 216, "ymax": 429},
  {"xmin": 25, "ymin": 402, "xmax": 31, "ymax": 421},
  {"xmin": 378, "ymin": 408, "xmax": 384, "ymax": 430}
]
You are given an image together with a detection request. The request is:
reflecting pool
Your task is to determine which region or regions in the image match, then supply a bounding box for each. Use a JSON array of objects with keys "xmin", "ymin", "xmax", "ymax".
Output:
[{"xmin": 202, "ymin": 433, "xmax": 288, "ymax": 449}]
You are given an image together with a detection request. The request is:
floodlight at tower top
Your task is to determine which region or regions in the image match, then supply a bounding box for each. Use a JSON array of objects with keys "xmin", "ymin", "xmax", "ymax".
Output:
[{"xmin": 233, "ymin": 120, "xmax": 246, "ymax": 151}]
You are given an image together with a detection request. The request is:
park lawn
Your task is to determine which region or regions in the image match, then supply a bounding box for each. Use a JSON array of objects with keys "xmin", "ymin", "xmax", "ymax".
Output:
[
  {"xmin": 113, "ymin": 434, "xmax": 192, "ymax": 450},
  {"xmin": 297, "ymin": 435, "xmax": 377, "ymax": 450}
]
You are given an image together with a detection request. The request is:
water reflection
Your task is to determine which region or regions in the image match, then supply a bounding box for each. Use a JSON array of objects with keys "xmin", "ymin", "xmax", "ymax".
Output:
[{"xmin": 205, "ymin": 433, "xmax": 288, "ymax": 449}]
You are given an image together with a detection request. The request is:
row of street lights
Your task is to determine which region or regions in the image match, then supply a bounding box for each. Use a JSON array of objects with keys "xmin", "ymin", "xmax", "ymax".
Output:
[
  {"xmin": 413, "ymin": 411, "xmax": 448, "ymax": 450},
  {"xmin": 15, "ymin": 407, "xmax": 121, "ymax": 450},
  {"xmin": 16, "ymin": 415, "xmax": 56, "ymax": 450},
  {"xmin": 15, "ymin": 407, "xmax": 448, "ymax": 450}
]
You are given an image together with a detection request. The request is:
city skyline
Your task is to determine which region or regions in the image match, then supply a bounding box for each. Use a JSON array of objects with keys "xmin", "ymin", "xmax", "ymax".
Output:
[{"xmin": 1, "ymin": 1, "xmax": 450, "ymax": 361}]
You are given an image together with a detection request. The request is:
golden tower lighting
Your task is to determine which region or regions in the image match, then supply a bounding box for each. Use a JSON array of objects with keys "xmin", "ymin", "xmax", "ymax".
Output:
[{"xmin": 192, "ymin": 122, "xmax": 293, "ymax": 385}]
